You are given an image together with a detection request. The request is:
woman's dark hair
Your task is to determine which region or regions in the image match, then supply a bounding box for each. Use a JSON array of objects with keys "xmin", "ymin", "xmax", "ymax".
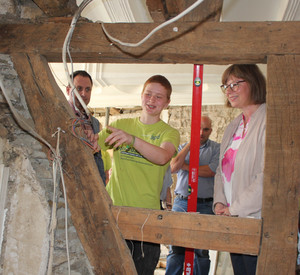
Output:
[
  {"xmin": 142, "ymin": 75, "xmax": 172, "ymax": 100},
  {"xmin": 222, "ymin": 64, "xmax": 266, "ymax": 107}
]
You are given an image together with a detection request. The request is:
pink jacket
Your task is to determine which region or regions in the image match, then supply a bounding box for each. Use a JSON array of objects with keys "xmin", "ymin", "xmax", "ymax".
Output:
[{"xmin": 213, "ymin": 104, "xmax": 266, "ymax": 218}]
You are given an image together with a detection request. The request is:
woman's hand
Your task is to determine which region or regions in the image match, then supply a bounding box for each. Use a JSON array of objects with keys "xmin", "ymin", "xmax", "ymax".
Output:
[{"xmin": 214, "ymin": 203, "xmax": 231, "ymax": 216}]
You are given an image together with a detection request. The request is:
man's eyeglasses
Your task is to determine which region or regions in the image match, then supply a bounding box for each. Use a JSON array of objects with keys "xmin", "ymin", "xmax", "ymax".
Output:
[{"xmin": 220, "ymin": 80, "xmax": 245, "ymax": 93}]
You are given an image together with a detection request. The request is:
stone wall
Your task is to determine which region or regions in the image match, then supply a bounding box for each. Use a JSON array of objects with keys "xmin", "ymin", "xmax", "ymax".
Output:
[
  {"xmin": 168, "ymin": 105, "xmax": 240, "ymax": 144},
  {"xmin": 0, "ymin": 0, "xmax": 44, "ymax": 23},
  {"xmin": 0, "ymin": 54, "xmax": 92, "ymax": 275}
]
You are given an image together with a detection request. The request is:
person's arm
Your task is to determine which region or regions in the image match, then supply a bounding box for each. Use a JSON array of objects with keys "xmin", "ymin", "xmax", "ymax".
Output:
[
  {"xmin": 181, "ymin": 163, "xmax": 215, "ymax": 177},
  {"xmin": 105, "ymin": 170, "xmax": 110, "ymax": 185},
  {"xmin": 165, "ymin": 187, "xmax": 172, "ymax": 210},
  {"xmin": 83, "ymin": 129, "xmax": 100, "ymax": 152},
  {"xmin": 214, "ymin": 203, "xmax": 231, "ymax": 216},
  {"xmin": 214, "ymin": 165, "xmax": 231, "ymax": 216},
  {"xmin": 104, "ymin": 126, "xmax": 176, "ymax": 165},
  {"xmin": 170, "ymin": 143, "xmax": 190, "ymax": 173},
  {"xmin": 213, "ymin": 158, "xmax": 229, "ymax": 212},
  {"xmin": 180, "ymin": 141, "xmax": 218, "ymax": 177}
]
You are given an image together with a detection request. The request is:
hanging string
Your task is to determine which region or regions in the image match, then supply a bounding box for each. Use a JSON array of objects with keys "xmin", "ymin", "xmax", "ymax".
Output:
[{"xmin": 140, "ymin": 213, "xmax": 150, "ymax": 258}]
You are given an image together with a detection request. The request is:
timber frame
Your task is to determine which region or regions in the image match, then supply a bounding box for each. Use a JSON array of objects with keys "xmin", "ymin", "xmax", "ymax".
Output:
[{"xmin": 0, "ymin": 15, "xmax": 299, "ymax": 275}]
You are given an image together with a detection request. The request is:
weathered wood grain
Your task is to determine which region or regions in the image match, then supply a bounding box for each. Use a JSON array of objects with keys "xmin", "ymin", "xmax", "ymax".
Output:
[
  {"xmin": 11, "ymin": 53, "xmax": 137, "ymax": 275},
  {"xmin": 146, "ymin": 0, "xmax": 223, "ymax": 22},
  {"xmin": 257, "ymin": 55, "xmax": 300, "ymax": 275},
  {"xmin": 112, "ymin": 206, "xmax": 262, "ymax": 255},
  {"xmin": 1, "ymin": 21, "xmax": 299, "ymax": 64}
]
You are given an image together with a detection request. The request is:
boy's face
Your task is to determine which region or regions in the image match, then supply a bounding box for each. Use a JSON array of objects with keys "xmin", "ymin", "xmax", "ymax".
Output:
[{"xmin": 141, "ymin": 83, "xmax": 170, "ymax": 117}]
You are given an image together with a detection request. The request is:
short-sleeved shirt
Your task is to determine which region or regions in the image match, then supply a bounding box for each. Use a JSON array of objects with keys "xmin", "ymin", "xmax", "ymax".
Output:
[
  {"xmin": 98, "ymin": 117, "xmax": 180, "ymax": 210},
  {"xmin": 101, "ymin": 150, "xmax": 112, "ymax": 172},
  {"xmin": 174, "ymin": 139, "xmax": 220, "ymax": 198}
]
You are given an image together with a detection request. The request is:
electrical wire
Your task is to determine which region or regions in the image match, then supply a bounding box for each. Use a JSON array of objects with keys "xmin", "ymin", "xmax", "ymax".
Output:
[
  {"xmin": 47, "ymin": 128, "xmax": 70, "ymax": 275},
  {"xmin": 71, "ymin": 117, "xmax": 99, "ymax": 152},
  {"xmin": 62, "ymin": 0, "xmax": 204, "ymax": 118},
  {"xmin": 101, "ymin": 0, "xmax": 204, "ymax": 48},
  {"xmin": 62, "ymin": 0, "xmax": 94, "ymax": 116}
]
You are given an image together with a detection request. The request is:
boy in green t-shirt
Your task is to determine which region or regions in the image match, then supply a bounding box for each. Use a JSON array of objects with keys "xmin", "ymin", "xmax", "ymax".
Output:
[{"xmin": 96, "ymin": 75, "xmax": 180, "ymax": 274}]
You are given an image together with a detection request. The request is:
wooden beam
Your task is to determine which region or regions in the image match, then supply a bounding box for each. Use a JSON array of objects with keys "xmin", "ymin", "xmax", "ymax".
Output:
[
  {"xmin": 112, "ymin": 206, "xmax": 262, "ymax": 255},
  {"xmin": 146, "ymin": 0, "xmax": 223, "ymax": 22},
  {"xmin": 146, "ymin": 0, "xmax": 167, "ymax": 22},
  {"xmin": 10, "ymin": 53, "xmax": 137, "ymax": 275},
  {"xmin": 164, "ymin": 0, "xmax": 223, "ymax": 22},
  {"xmin": 32, "ymin": 0, "xmax": 77, "ymax": 17},
  {"xmin": 1, "ymin": 21, "xmax": 300, "ymax": 64},
  {"xmin": 257, "ymin": 55, "xmax": 300, "ymax": 275}
]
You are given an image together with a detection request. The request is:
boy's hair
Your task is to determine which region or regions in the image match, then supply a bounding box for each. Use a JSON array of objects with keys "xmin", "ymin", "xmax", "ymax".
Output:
[{"xmin": 142, "ymin": 75, "xmax": 172, "ymax": 100}]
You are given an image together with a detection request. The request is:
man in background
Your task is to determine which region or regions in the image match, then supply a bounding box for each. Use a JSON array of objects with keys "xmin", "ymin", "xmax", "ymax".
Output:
[
  {"xmin": 166, "ymin": 115, "xmax": 220, "ymax": 275},
  {"xmin": 66, "ymin": 70, "xmax": 106, "ymax": 185}
]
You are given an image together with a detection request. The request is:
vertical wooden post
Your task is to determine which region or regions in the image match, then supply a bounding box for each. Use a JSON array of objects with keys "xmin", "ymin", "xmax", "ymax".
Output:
[
  {"xmin": 11, "ymin": 53, "xmax": 137, "ymax": 275},
  {"xmin": 257, "ymin": 55, "xmax": 300, "ymax": 274}
]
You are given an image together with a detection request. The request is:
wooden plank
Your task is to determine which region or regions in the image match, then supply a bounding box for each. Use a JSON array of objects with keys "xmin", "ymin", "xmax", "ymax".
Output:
[
  {"xmin": 1, "ymin": 21, "xmax": 300, "ymax": 64},
  {"xmin": 10, "ymin": 53, "xmax": 137, "ymax": 275},
  {"xmin": 257, "ymin": 55, "xmax": 300, "ymax": 274},
  {"xmin": 112, "ymin": 206, "xmax": 262, "ymax": 255}
]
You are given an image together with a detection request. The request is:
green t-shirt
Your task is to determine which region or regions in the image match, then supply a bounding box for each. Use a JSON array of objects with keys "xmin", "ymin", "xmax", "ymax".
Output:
[
  {"xmin": 98, "ymin": 117, "xmax": 179, "ymax": 210},
  {"xmin": 101, "ymin": 150, "xmax": 112, "ymax": 171}
]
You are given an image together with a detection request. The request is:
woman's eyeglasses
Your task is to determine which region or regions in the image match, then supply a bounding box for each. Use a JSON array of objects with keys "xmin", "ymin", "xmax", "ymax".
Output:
[{"xmin": 220, "ymin": 80, "xmax": 245, "ymax": 93}]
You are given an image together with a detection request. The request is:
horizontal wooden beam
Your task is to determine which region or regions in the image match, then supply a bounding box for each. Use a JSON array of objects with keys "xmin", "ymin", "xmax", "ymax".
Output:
[
  {"xmin": 1, "ymin": 21, "xmax": 300, "ymax": 64},
  {"xmin": 112, "ymin": 206, "xmax": 262, "ymax": 255}
]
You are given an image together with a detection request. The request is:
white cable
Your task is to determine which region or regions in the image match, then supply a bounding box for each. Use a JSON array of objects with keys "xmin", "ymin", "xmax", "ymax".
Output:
[
  {"xmin": 62, "ymin": 0, "xmax": 94, "ymax": 116},
  {"xmin": 0, "ymin": 80, "xmax": 71, "ymax": 275},
  {"xmin": 101, "ymin": 0, "xmax": 204, "ymax": 47},
  {"xmin": 0, "ymin": 80, "xmax": 56, "ymax": 155},
  {"xmin": 47, "ymin": 159, "xmax": 58, "ymax": 275},
  {"xmin": 58, "ymin": 145, "xmax": 71, "ymax": 275}
]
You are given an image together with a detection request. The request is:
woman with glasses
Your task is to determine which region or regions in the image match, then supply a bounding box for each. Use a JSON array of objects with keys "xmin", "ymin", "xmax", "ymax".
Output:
[{"xmin": 213, "ymin": 64, "xmax": 266, "ymax": 275}]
